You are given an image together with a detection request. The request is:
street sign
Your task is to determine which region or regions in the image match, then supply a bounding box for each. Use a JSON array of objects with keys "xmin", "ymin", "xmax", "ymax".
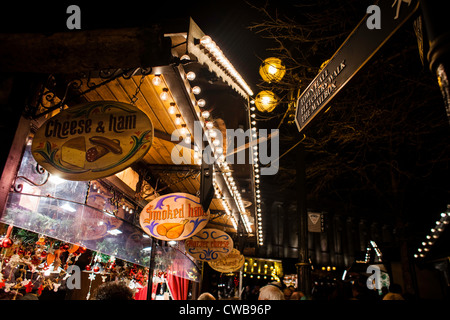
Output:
[{"xmin": 295, "ymin": 0, "xmax": 420, "ymax": 133}]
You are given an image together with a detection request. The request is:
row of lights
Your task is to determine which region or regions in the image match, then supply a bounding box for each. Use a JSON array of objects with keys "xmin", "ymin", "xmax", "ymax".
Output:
[
  {"xmin": 250, "ymin": 101, "xmax": 263, "ymax": 246},
  {"xmin": 414, "ymin": 205, "xmax": 450, "ymax": 259},
  {"xmin": 212, "ymin": 171, "xmax": 239, "ymax": 230},
  {"xmin": 243, "ymin": 260, "xmax": 281, "ymax": 281},
  {"xmin": 363, "ymin": 240, "xmax": 382, "ymax": 263},
  {"xmin": 160, "ymin": 44, "xmax": 254, "ymax": 235},
  {"xmin": 243, "ymin": 274, "xmax": 276, "ymax": 281},
  {"xmin": 152, "ymin": 74, "xmax": 194, "ymax": 145},
  {"xmin": 249, "ymin": 58, "xmax": 288, "ymax": 247},
  {"xmin": 197, "ymin": 35, "xmax": 253, "ymax": 96},
  {"xmin": 152, "ymin": 72, "xmax": 222, "ymax": 167},
  {"xmin": 193, "ymin": 35, "xmax": 257, "ymax": 235},
  {"xmin": 177, "ymin": 34, "xmax": 262, "ymax": 238}
]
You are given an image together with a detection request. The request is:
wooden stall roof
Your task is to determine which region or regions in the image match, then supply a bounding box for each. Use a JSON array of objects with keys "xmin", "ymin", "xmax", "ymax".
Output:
[
  {"xmin": 27, "ymin": 18, "xmax": 257, "ymax": 241},
  {"xmin": 78, "ymin": 72, "xmax": 238, "ymax": 231}
]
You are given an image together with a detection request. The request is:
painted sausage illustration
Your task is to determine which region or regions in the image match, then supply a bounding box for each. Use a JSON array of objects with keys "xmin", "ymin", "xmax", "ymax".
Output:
[
  {"xmin": 86, "ymin": 136, "xmax": 122, "ymax": 162},
  {"xmin": 86, "ymin": 145, "xmax": 109, "ymax": 162},
  {"xmin": 89, "ymin": 136, "xmax": 122, "ymax": 154}
]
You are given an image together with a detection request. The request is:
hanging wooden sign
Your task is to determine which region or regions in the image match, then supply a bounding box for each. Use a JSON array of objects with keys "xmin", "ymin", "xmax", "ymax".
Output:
[
  {"xmin": 185, "ymin": 228, "xmax": 233, "ymax": 261},
  {"xmin": 295, "ymin": 0, "xmax": 419, "ymax": 133},
  {"xmin": 32, "ymin": 101, "xmax": 153, "ymax": 181},
  {"xmin": 208, "ymin": 248, "xmax": 245, "ymax": 273},
  {"xmin": 140, "ymin": 193, "xmax": 210, "ymax": 241}
]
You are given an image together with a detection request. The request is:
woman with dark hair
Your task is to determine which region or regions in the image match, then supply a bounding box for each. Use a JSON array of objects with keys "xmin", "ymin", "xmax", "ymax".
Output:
[{"xmin": 92, "ymin": 281, "xmax": 134, "ymax": 300}]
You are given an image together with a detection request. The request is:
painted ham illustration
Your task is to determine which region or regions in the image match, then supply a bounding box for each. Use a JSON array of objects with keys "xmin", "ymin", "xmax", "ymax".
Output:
[{"xmin": 156, "ymin": 219, "xmax": 189, "ymax": 239}]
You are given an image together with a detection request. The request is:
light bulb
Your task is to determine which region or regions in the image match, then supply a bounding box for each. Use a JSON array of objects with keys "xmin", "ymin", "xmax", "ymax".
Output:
[
  {"xmin": 268, "ymin": 65, "xmax": 278, "ymax": 75},
  {"xmin": 168, "ymin": 103, "xmax": 176, "ymax": 114},
  {"xmin": 201, "ymin": 111, "xmax": 210, "ymax": 119},
  {"xmin": 197, "ymin": 99, "xmax": 206, "ymax": 107},
  {"xmin": 175, "ymin": 115, "xmax": 182, "ymax": 125},
  {"xmin": 160, "ymin": 88, "xmax": 169, "ymax": 101},
  {"xmin": 192, "ymin": 86, "xmax": 201, "ymax": 95},
  {"xmin": 186, "ymin": 71, "xmax": 196, "ymax": 81},
  {"xmin": 200, "ymin": 35, "xmax": 212, "ymax": 46},
  {"xmin": 180, "ymin": 125, "xmax": 187, "ymax": 135},
  {"xmin": 209, "ymin": 130, "xmax": 217, "ymax": 138},
  {"xmin": 205, "ymin": 122, "xmax": 214, "ymax": 129},
  {"xmin": 152, "ymin": 75, "xmax": 162, "ymax": 86}
]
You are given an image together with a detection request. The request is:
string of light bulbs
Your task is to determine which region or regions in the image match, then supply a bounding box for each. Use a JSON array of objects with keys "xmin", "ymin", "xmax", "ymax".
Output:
[{"xmin": 151, "ymin": 60, "xmax": 254, "ymax": 235}]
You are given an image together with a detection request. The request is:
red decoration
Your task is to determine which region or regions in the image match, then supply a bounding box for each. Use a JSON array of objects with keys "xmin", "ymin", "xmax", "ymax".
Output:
[
  {"xmin": 0, "ymin": 225, "xmax": 14, "ymax": 248},
  {"xmin": 24, "ymin": 281, "xmax": 34, "ymax": 293},
  {"xmin": 77, "ymin": 246, "xmax": 87, "ymax": 254},
  {"xmin": 93, "ymin": 265, "xmax": 100, "ymax": 273},
  {"xmin": 85, "ymin": 265, "xmax": 91, "ymax": 271},
  {"xmin": 37, "ymin": 285, "xmax": 44, "ymax": 295},
  {"xmin": 1, "ymin": 237, "xmax": 13, "ymax": 248}
]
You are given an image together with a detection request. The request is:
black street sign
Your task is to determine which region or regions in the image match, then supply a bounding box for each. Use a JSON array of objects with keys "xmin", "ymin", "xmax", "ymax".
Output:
[{"xmin": 295, "ymin": 0, "xmax": 420, "ymax": 133}]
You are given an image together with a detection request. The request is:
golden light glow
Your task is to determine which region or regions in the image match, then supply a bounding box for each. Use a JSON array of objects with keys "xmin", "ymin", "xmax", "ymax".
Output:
[
  {"xmin": 254, "ymin": 90, "xmax": 279, "ymax": 113},
  {"xmin": 259, "ymin": 57, "xmax": 286, "ymax": 83}
]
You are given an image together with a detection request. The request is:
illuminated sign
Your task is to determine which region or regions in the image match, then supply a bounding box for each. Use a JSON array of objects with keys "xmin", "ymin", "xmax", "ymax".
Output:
[
  {"xmin": 185, "ymin": 228, "xmax": 233, "ymax": 261},
  {"xmin": 208, "ymin": 248, "xmax": 245, "ymax": 273},
  {"xmin": 295, "ymin": 0, "xmax": 419, "ymax": 133},
  {"xmin": 140, "ymin": 193, "xmax": 210, "ymax": 241},
  {"xmin": 32, "ymin": 101, "xmax": 153, "ymax": 180}
]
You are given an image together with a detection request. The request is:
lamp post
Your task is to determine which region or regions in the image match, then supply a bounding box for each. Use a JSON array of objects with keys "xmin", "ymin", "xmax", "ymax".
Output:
[{"xmin": 256, "ymin": 57, "xmax": 310, "ymax": 295}]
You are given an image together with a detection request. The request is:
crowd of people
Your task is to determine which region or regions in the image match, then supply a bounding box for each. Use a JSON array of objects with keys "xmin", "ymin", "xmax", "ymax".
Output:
[
  {"xmin": 15, "ymin": 277, "xmax": 403, "ymax": 301},
  {"xmin": 239, "ymin": 280, "xmax": 405, "ymax": 301}
]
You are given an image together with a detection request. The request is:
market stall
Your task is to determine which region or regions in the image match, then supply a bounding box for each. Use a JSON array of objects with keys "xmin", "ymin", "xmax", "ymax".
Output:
[{"xmin": 0, "ymin": 17, "xmax": 257, "ymax": 300}]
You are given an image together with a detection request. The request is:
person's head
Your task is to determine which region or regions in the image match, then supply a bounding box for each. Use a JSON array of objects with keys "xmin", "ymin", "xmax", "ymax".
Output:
[
  {"xmin": 258, "ymin": 284, "xmax": 285, "ymax": 300},
  {"xmin": 92, "ymin": 281, "xmax": 134, "ymax": 300},
  {"xmin": 283, "ymin": 286, "xmax": 295, "ymax": 299},
  {"xmin": 290, "ymin": 291, "xmax": 305, "ymax": 300},
  {"xmin": 198, "ymin": 292, "xmax": 216, "ymax": 300},
  {"xmin": 383, "ymin": 292, "xmax": 404, "ymax": 300}
]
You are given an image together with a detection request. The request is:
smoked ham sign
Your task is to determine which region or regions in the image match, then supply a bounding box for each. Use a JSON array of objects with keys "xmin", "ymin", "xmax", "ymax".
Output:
[
  {"xmin": 32, "ymin": 101, "xmax": 153, "ymax": 181},
  {"xmin": 140, "ymin": 193, "xmax": 210, "ymax": 241},
  {"xmin": 185, "ymin": 228, "xmax": 233, "ymax": 261}
]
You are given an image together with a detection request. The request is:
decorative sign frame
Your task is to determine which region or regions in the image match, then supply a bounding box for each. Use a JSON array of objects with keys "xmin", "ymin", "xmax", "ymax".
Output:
[
  {"xmin": 32, "ymin": 101, "xmax": 153, "ymax": 181},
  {"xmin": 208, "ymin": 248, "xmax": 245, "ymax": 273},
  {"xmin": 140, "ymin": 193, "xmax": 210, "ymax": 241},
  {"xmin": 185, "ymin": 228, "xmax": 233, "ymax": 261}
]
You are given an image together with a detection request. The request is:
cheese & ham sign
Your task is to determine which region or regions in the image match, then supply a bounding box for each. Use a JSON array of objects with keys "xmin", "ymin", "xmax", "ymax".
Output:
[{"xmin": 32, "ymin": 101, "xmax": 153, "ymax": 181}]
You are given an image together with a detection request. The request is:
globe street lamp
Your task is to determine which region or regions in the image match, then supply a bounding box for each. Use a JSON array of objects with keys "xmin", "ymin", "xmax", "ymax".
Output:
[{"xmin": 259, "ymin": 57, "xmax": 286, "ymax": 83}]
